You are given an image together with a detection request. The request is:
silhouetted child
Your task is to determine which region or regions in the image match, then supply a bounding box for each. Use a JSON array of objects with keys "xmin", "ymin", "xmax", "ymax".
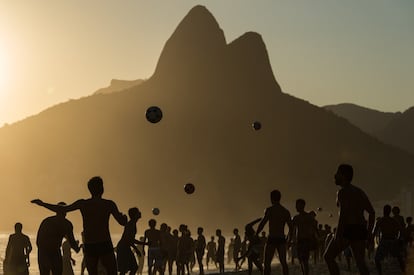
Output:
[
  {"xmin": 117, "ymin": 208, "xmax": 146, "ymax": 275},
  {"xmin": 237, "ymin": 218, "xmax": 263, "ymax": 275}
]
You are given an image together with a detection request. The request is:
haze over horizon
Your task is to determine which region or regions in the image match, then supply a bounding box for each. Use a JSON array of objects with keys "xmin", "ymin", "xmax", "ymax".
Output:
[{"xmin": 0, "ymin": 1, "xmax": 413, "ymax": 126}]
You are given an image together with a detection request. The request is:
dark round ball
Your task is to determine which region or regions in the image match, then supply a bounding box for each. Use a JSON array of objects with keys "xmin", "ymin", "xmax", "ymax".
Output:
[
  {"xmin": 317, "ymin": 207, "xmax": 323, "ymax": 212},
  {"xmin": 146, "ymin": 106, "xmax": 163, "ymax": 123},
  {"xmin": 252, "ymin": 121, "xmax": 262, "ymax": 130},
  {"xmin": 152, "ymin": 207, "xmax": 160, "ymax": 215},
  {"xmin": 184, "ymin": 183, "xmax": 195, "ymax": 194}
]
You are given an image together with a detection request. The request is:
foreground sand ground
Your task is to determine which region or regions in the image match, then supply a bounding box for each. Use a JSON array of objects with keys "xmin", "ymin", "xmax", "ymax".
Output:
[{"xmin": 212, "ymin": 247, "xmax": 414, "ymax": 275}]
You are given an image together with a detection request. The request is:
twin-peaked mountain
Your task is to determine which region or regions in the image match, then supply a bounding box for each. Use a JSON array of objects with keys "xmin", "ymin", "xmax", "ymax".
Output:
[{"xmin": 0, "ymin": 6, "xmax": 413, "ymax": 233}]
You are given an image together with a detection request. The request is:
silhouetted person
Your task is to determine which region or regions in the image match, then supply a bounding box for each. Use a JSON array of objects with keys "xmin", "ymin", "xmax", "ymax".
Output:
[
  {"xmin": 373, "ymin": 204, "xmax": 405, "ymax": 274},
  {"xmin": 238, "ymin": 235, "xmax": 248, "ymax": 268},
  {"xmin": 392, "ymin": 206, "xmax": 406, "ymax": 258},
  {"xmin": 167, "ymin": 229, "xmax": 179, "ymax": 275},
  {"xmin": 35, "ymin": 202, "xmax": 80, "ymax": 275},
  {"xmin": 4, "ymin": 223, "xmax": 32, "ymax": 275},
  {"xmin": 62, "ymin": 239, "xmax": 77, "ymax": 275},
  {"xmin": 406, "ymin": 217, "xmax": 414, "ymax": 248},
  {"xmin": 206, "ymin": 236, "xmax": 217, "ymax": 270},
  {"xmin": 195, "ymin": 227, "xmax": 206, "ymax": 275},
  {"xmin": 177, "ymin": 225, "xmax": 193, "ymax": 275},
  {"xmin": 31, "ymin": 176, "xmax": 127, "ymax": 275},
  {"xmin": 237, "ymin": 218, "xmax": 263, "ymax": 275},
  {"xmin": 227, "ymin": 238, "xmax": 234, "ymax": 265},
  {"xmin": 324, "ymin": 164, "xmax": 375, "ymax": 275},
  {"xmin": 256, "ymin": 189, "xmax": 292, "ymax": 275},
  {"xmin": 233, "ymin": 228, "xmax": 242, "ymax": 271},
  {"xmin": 117, "ymin": 208, "xmax": 146, "ymax": 275},
  {"xmin": 144, "ymin": 219, "xmax": 162, "ymax": 275},
  {"xmin": 216, "ymin": 229, "xmax": 225, "ymax": 274},
  {"xmin": 160, "ymin": 223, "xmax": 170, "ymax": 273},
  {"xmin": 292, "ymin": 199, "xmax": 317, "ymax": 275}
]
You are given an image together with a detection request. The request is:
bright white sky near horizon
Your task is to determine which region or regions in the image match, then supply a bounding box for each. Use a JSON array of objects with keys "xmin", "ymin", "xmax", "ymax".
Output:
[{"xmin": 0, "ymin": 1, "xmax": 413, "ymax": 126}]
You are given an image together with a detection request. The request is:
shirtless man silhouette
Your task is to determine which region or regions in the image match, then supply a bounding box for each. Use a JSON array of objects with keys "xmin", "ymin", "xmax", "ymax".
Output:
[
  {"xmin": 256, "ymin": 190, "xmax": 292, "ymax": 275},
  {"xmin": 145, "ymin": 219, "xmax": 162, "ymax": 275},
  {"xmin": 373, "ymin": 204, "xmax": 405, "ymax": 274},
  {"xmin": 291, "ymin": 199, "xmax": 317, "ymax": 275},
  {"xmin": 324, "ymin": 164, "xmax": 375, "ymax": 275},
  {"xmin": 36, "ymin": 202, "xmax": 80, "ymax": 275},
  {"xmin": 32, "ymin": 176, "xmax": 127, "ymax": 275}
]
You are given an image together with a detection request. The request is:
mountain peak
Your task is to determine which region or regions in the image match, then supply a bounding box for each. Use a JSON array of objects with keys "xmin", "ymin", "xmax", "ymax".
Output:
[{"xmin": 152, "ymin": 6, "xmax": 226, "ymax": 81}]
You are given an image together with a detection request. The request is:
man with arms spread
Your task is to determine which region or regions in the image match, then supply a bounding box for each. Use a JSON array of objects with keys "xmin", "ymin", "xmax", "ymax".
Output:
[
  {"xmin": 256, "ymin": 189, "xmax": 292, "ymax": 275},
  {"xmin": 324, "ymin": 164, "xmax": 375, "ymax": 275},
  {"xmin": 32, "ymin": 176, "xmax": 127, "ymax": 275}
]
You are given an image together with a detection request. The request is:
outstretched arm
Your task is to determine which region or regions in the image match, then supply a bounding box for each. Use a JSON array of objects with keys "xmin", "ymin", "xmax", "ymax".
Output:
[
  {"xmin": 109, "ymin": 201, "xmax": 127, "ymax": 226},
  {"xmin": 31, "ymin": 199, "xmax": 82, "ymax": 213},
  {"xmin": 256, "ymin": 209, "xmax": 269, "ymax": 235}
]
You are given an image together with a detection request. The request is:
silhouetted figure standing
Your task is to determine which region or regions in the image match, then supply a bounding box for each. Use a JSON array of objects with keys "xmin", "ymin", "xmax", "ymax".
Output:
[
  {"xmin": 117, "ymin": 208, "xmax": 146, "ymax": 275},
  {"xmin": 35, "ymin": 202, "xmax": 80, "ymax": 275},
  {"xmin": 406, "ymin": 217, "xmax": 414, "ymax": 248},
  {"xmin": 256, "ymin": 190, "xmax": 292, "ymax": 275},
  {"xmin": 227, "ymin": 238, "xmax": 234, "ymax": 265},
  {"xmin": 4, "ymin": 223, "xmax": 32, "ymax": 275},
  {"xmin": 206, "ymin": 236, "xmax": 217, "ymax": 270},
  {"xmin": 177, "ymin": 225, "xmax": 193, "ymax": 275},
  {"xmin": 233, "ymin": 228, "xmax": 242, "ymax": 271},
  {"xmin": 373, "ymin": 204, "xmax": 405, "ymax": 274},
  {"xmin": 237, "ymin": 218, "xmax": 263, "ymax": 275},
  {"xmin": 324, "ymin": 164, "xmax": 375, "ymax": 275},
  {"xmin": 195, "ymin": 227, "xmax": 206, "ymax": 275},
  {"xmin": 216, "ymin": 229, "xmax": 225, "ymax": 274},
  {"xmin": 292, "ymin": 199, "xmax": 317, "ymax": 275},
  {"xmin": 32, "ymin": 176, "xmax": 127, "ymax": 275},
  {"xmin": 145, "ymin": 219, "xmax": 162, "ymax": 275},
  {"xmin": 167, "ymin": 229, "xmax": 179, "ymax": 275}
]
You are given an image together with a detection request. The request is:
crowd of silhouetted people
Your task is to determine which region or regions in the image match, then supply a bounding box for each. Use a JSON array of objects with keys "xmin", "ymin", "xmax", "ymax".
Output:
[{"xmin": 2, "ymin": 164, "xmax": 414, "ymax": 275}]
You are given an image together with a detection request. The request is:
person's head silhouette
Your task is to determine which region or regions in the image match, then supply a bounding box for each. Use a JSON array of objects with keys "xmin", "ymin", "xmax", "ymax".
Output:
[
  {"xmin": 295, "ymin": 199, "xmax": 306, "ymax": 213},
  {"xmin": 57, "ymin": 202, "xmax": 67, "ymax": 217},
  {"xmin": 270, "ymin": 190, "xmax": 281, "ymax": 205},
  {"xmin": 88, "ymin": 176, "xmax": 104, "ymax": 197},
  {"xmin": 383, "ymin": 204, "xmax": 391, "ymax": 217},
  {"xmin": 14, "ymin": 222, "xmax": 23, "ymax": 234},
  {"xmin": 335, "ymin": 164, "xmax": 353, "ymax": 187},
  {"xmin": 129, "ymin": 207, "xmax": 141, "ymax": 221}
]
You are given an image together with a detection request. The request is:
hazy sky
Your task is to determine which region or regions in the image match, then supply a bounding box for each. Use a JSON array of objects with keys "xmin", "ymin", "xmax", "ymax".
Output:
[{"xmin": 0, "ymin": 1, "xmax": 413, "ymax": 126}]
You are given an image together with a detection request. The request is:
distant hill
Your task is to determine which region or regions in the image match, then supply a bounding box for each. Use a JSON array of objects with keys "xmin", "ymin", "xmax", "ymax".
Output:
[
  {"xmin": 325, "ymin": 103, "xmax": 414, "ymax": 154},
  {"xmin": 324, "ymin": 103, "xmax": 399, "ymax": 136},
  {"xmin": 93, "ymin": 79, "xmax": 144, "ymax": 95},
  {"xmin": 379, "ymin": 107, "xmax": 414, "ymax": 154},
  {"xmin": 1, "ymin": 6, "xmax": 413, "ymax": 234}
]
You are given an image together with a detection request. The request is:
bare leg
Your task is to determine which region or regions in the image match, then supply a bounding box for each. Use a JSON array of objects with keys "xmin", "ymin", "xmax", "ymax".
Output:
[
  {"xmin": 276, "ymin": 244, "xmax": 289, "ymax": 275},
  {"xmin": 324, "ymin": 238, "xmax": 348, "ymax": 275},
  {"xmin": 349, "ymin": 241, "xmax": 369, "ymax": 275}
]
